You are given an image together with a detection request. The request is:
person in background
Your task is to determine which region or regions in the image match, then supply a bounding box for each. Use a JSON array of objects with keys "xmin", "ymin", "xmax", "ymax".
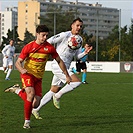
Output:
[
  {"xmin": 72, "ymin": 43, "xmax": 92, "ymax": 84},
  {"xmin": 1, "ymin": 39, "xmax": 16, "ymax": 80}
]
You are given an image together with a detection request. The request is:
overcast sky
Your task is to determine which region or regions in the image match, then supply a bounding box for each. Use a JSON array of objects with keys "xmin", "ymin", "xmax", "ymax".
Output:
[{"xmin": 0, "ymin": 0, "xmax": 132, "ymax": 28}]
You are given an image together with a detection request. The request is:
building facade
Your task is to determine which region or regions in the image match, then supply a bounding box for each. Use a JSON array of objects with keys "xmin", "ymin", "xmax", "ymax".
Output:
[
  {"xmin": 18, "ymin": 0, "xmax": 119, "ymax": 40},
  {"xmin": 0, "ymin": 7, "xmax": 18, "ymax": 45},
  {"xmin": 18, "ymin": 0, "xmax": 40, "ymax": 40}
]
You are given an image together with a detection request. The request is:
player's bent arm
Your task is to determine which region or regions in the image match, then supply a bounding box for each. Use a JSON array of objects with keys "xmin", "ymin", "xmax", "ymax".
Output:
[
  {"xmin": 77, "ymin": 46, "xmax": 93, "ymax": 59},
  {"xmin": 55, "ymin": 56, "xmax": 72, "ymax": 83},
  {"xmin": 84, "ymin": 46, "xmax": 93, "ymax": 54},
  {"xmin": 2, "ymin": 46, "xmax": 8, "ymax": 56},
  {"xmin": 15, "ymin": 57, "xmax": 27, "ymax": 74}
]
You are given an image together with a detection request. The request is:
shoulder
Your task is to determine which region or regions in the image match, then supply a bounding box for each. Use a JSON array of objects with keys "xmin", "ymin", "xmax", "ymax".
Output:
[
  {"xmin": 57, "ymin": 31, "xmax": 71, "ymax": 37},
  {"xmin": 45, "ymin": 41, "xmax": 55, "ymax": 49},
  {"xmin": 21, "ymin": 41, "xmax": 34, "ymax": 53},
  {"xmin": 24, "ymin": 41, "xmax": 34, "ymax": 48},
  {"xmin": 27, "ymin": 41, "xmax": 34, "ymax": 46},
  {"xmin": 2, "ymin": 45, "xmax": 9, "ymax": 51},
  {"xmin": 5, "ymin": 45, "xmax": 10, "ymax": 48},
  {"xmin": 55, "ymin": 32, "xmax": 68, "ymax": 38}
]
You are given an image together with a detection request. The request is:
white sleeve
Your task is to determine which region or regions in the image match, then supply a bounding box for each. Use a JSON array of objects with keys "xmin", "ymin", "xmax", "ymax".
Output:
[
  {"xmin": 47, "ymin": 32, "xmax": 66, "ymax": 45},
  {"xmin": 13, "ymin": 47, "xmax": 15, "ymax": 55},
  {"xmin": 2, "ymin": 45, "xmax": 8, "ymax": 56},
  {"xmin": 76, "ymin": 47, "xmax": 86, "ymax": 59}
]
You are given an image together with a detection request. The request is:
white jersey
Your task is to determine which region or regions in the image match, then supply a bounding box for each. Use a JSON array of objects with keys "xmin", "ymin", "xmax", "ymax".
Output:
[
  {"xmin": 2, "ymin": 45, "xmax": 15, "ymax": 59},
  {"xmin": 47, "ymin": 31, "xmax": 83, "ymax": 69}
]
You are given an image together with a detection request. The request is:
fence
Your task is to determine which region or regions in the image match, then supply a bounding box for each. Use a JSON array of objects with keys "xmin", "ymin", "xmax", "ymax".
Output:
[{"xmin": 0, "ymin": 54, "xmax": 132, "ymax": 73}]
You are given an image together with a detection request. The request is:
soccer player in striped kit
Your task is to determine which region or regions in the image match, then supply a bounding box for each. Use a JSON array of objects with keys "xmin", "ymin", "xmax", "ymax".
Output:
[{"xmin": 4, "ymin": 25, "xmax": 71, "ymax": 129}]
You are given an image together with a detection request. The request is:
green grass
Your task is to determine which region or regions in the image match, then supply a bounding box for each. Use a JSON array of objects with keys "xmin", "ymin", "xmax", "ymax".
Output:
[{"xmin": 0, "ymin": 70, "xmax": 133, "ymax": 133}]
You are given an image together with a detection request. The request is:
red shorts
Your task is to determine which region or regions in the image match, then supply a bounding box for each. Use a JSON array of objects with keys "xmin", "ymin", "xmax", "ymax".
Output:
[{"xmin": 20, "ymin": 73, "xmax": 42, "ymax": 97}]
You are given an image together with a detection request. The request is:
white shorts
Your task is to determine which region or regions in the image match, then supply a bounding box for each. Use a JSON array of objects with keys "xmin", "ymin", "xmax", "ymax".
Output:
[
  {"xmin": 51, "ymin": 64, "xmax": 73, "ymax": 87},
  {"xmin": 3, "ymin": 57, "xmax": 13, "ymax": 67}
]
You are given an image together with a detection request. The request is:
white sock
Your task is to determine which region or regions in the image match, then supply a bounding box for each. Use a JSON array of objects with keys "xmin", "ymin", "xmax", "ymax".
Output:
[
  {"xmin": 15, "ymin": 89, "xmax": 21, "ymax": 94},
  {"xmin": 33, "ymin": 90, "xmax": 55, "ymax": 112},
  {"xmin": 55, "ymin": 82, "xmax": 81, "ymax": 99},
  {"xmin": 25, "ymin": 120, "xmax": 30, "ymax": 123},
  {"xmin": 6, "ymin": 68, "xmax": 12, "ymax": 78}
]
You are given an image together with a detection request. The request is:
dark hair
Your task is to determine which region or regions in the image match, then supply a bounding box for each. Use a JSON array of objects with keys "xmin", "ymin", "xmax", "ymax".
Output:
[
  {"xmin": 87, "ymin": 42, "xmax": 93, "ymax": 47},
  {"xmin": 71, "ymin": 17, "xmax": 83, "ymax": 25},
  {"xmin": 36, "ymin": 25, "xmax": 49, "ymax": 33},
  {"xmin": 9, "ymin": 39, "xmax": 14, "ymax": 42}
]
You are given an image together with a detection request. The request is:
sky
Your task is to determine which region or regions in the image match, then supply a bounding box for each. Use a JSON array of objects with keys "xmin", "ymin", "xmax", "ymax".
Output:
[{"xmin": 0, "ymin": 0, "xmax": 132, "ymax": 28}]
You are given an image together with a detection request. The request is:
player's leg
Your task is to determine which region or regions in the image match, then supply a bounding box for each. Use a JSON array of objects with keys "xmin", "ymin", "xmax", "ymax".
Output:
[
  {"xmin": 22, "ymin": 74, "xmax": 38, "ymax": 129},
  {"xmin": 81, "ymin": 62, "xmax": 88, "ymax": 84},
  {"xmin": 4, "ymin": 73, "xmax": 36, "ymax": 128},
  {"xmin": 4, "ymin": 84, "xmax": 21, "ymax": 93},
  {"xmin": 32, "ymin": 89, "xmax": 55, "ymax": 119},
  {"xmin": 54, "ymin": 73, "xmax": 81, "ymax": 99},
  {"xmin": 32, "ymin": 79, "xmax": 43, "ymax": 119},
  {"xmin": 22, "ymin": 87, "xmax": 34, "ymax": 129},
  {"xmin": 5, "ymin": 66, "xmax": 12, "ymax": 80},
  {"xmin": 4, "ymin": 83, "xmax": 31, "ymax": 128},
  {"xmin": 32, "ymin": 75, "xmax": 62, "ymax": 118},
  {"xmin": 53, "ymin": 72, "xmax": 81, "ymax": 109},
  {"xmin": 5, "ymin": 59, "xmax": 13, "ymax": 80},
  {"xmin": 72, "ymin": 67, "xmax": 77, "ymax": 73},
  {"xmin": 72, "ymin": 61, "xmax": 81, "ymax": 75},
  {"xmin": 2, "ymin": 57, "xmax": 8, "ymax": 72}
]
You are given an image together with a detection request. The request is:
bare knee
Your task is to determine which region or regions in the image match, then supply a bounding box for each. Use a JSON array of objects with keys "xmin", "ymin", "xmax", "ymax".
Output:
[
  {"xmin": 50, "ymin": 86, "xmax": 60, "ymax": 93},
  {"xmin": 33, "ymin": 96, "xmax": 41, "ymax": 108},
  {"xmin": 25, "ymin": 87, "xmax": 35, "ymax": 101}
]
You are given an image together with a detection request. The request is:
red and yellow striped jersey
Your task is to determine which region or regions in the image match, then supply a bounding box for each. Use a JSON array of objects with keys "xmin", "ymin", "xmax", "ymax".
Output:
[{"xmin": 19, "ymin": 41, "xmax": 59, "ymax": 78}]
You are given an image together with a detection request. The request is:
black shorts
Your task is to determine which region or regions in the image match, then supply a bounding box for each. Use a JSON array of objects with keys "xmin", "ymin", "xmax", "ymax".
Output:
[{"xmin": 76, "ymin": 60, "xmax": 87, "ymax": 72}]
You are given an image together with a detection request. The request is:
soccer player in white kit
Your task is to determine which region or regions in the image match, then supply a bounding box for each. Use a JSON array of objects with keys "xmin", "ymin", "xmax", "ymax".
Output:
[
  {"xmin": 32, "ymin": 18, "xmax": 93, "ymax": 119},
  {"xmin": 2, "ymin": 39, "xmax": 16, "ymax": 80}
]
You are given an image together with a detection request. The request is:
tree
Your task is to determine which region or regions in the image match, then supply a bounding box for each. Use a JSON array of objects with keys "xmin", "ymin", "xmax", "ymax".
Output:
[
  {"xmin": 98, "ymin": 25, "xmax": 120, "ymax": 61},
  {"xmin": 23, "ymin": 30, "xmax": 35, "ymax": 45},
  {"xmin": 38, "ymin": 6, "xmax": 75, "ymax": 37},
  {"xmin": 0, "ymin": 26, "xmax": 21, "ymax": 52}
]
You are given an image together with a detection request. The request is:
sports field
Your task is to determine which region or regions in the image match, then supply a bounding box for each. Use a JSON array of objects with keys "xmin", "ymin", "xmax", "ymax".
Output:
[{"xmin": 0, "ymin": 70, "xmax": 133, "ymax": 133}]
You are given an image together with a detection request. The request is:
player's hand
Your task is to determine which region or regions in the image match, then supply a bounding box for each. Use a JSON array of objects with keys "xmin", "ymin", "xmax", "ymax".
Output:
[
  {"xmin": 20, "ymin": 69, "xmax": 28, "ymax": 74},
  {"xmin": 66, "ymin": 75, "xmax": 72, "ymax": 84},
  {"xmin": 85, "ymin": 46, "xmax": 93, "ymax": 54},
  {"xmin": 87, "ymin": 61, "xmax": 89, "ymax": 63},
  {"xmin": 13, "ymin": 54, "xmax": 17, "ymax": 57}
]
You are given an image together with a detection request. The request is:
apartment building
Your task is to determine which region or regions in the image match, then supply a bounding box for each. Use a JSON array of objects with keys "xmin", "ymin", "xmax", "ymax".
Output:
[
  {"xmin": 18, "ymin": 0, "xmax": 119, "ymax": 40},
  {"xmin": 0, "ymin": 7, "xmax": 18, "ymax": 45}
]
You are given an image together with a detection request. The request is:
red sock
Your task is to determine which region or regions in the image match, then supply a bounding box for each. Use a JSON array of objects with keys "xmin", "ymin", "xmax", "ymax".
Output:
[
  {"xmin": 18, "ymin": 90, "xmax": 27, "ymax": 101},
  {"xmin": 24, "ymin": 100, "xmax": 32, "ymax": 120}
]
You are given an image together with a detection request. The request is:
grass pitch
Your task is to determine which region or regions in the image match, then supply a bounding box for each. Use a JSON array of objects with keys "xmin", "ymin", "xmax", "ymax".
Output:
[{"xmin": 0, "ymin": 70, "xmax": 133, "ymax": 133}]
